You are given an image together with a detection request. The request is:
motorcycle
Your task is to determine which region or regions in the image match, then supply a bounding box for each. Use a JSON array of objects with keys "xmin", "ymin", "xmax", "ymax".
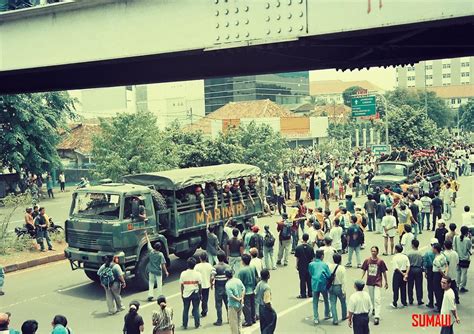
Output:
[{"xmin": 14, "ymin": 218, "xmax": 64, "ymax": 239}]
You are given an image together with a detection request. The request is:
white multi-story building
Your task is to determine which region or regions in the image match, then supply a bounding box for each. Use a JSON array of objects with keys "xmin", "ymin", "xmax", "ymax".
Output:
[
  {"xmin": 139, "ymin": 80, "xmax": 205, "ymax": 129},
  {"xmin": 396, "ymin": 57, "xmax": 474, "ymax": 109},
  {"xmin": 69, "ymin": 80, "xmax": 205, "ymax": 128},
  {"xmin": 396, "ymin": 57, "xmax": 473, "ymax": 88}
]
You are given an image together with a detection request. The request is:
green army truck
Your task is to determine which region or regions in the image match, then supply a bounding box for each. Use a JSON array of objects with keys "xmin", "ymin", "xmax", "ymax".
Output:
[{"xmin": 64, "ymin": 163, "xmax": 264, "ymax": 289}]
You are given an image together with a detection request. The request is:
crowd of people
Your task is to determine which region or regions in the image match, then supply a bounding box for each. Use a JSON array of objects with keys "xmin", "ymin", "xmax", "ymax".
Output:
[{"xmin": 1, "ymin": 141, "xmax": 472, "ymax": 334}]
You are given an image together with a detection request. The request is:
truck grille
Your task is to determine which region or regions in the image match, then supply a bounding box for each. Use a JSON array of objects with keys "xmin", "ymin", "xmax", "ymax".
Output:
[{"xmin": 67, "ymin": 230, "xmax": 113, "ymax": 250}]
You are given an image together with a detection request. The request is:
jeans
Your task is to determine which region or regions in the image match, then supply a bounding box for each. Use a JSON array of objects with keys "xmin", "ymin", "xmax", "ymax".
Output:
[
  {"xmin": 443, "ymin": 203, "xmax": 452, "ymax": 219},
  {"xmin": 47, "ymin": 189, "xmax": 54, "ymax": 198},
  {"xmin": 259, "ymin": 304, "xmax": 277, "ymax": 334},
  {"xmin": 201, "ymin": 287, "xmax": 210, "ymax": 316},
  {"xmin": 432, "ymin": 212, "xmax": 442, "ymax": 231},
  {"xmin": 329, "ymin": 284, "xmax": 347, "ymax": 324},
  {"xmin": 243, "ymin": 293, "xmax": 256, "ymax": 324},
  {"xmin": 367, "ymin": 212, "xmax": 375, "ymax": 232},
  {"xmin": 104, "ymin": 282, "xmax": 123, "ymax": 314},
  {"xmin": 347, "ymin": 246, "xmax": 361, "ymax": 266},
  {"xmin": 228, "ymin": 306, "xmax": 242, "ymax": 334},
  {"xmin": 277, "ymin": 239, "xmax": 291, "ymax": 265},
  {"xmin": 426, "ymin": 269, "xmax": 434, "ymax": 306},
  {"xmin": 457, "ymin": 266, "xmax": 468, "ymax": 289},
  {"xmin": 60, "ymin": 182, "xmax": 65, "ymax": 191},
  {"xmin": 352, "ymin": 313, "xmax": 370, "ymax": 334},
  {"xmin": 392, "ymin": 271, "xmax": 407, "ymax": 306},
  {"xmin": 295, "ymin": 185, "xmax": 302, "ymax": 201},
  {"xmin": 312, "ymin": 291, "xmax": 330, "ymax": 321},
  {"xmin": 421, "ymin": 212, "xmax": 430, "ymax": 230},
  {"xmin": 298, "ymin": 270, "xmax": 312, "ymax": 297},
  {"xmin": 407, "ymin": 267, "xmax": 423, "ymax": 304},
  {"xmin": 214, "ymin": 287, "xmax": 228, "ymax": 323},
  {"xmin": 277, "ymin": 196, "xmax": 286, "ymax": 214},
  {"xmin": 433, "ymin": 272, "xmax": 444, "ymax": 310},
  {"xmin": 36, "ymin": 229, "xmax": 53, "ymax": 250},
  {"xmin": 208, "ymin": 255, "xmax": 218, "ymax": 266},
  {"xmin": 440, "ymin": 325, "xmax": 454, "ymax": 334},
  {"xmin": 148, "ymin": 273, "xmax": 163, "ymax": 299},
  {"xmin": 367, "ymin": 285, "xmax": 381, "ymax": 318},
  {"xmin": 263, "ymin": 247, "xmax": 275, "ymax": 269},
  {"xmin": 375, "ymin": 218, "xmax": 382, "ymax": 233},
  {"xmin": 182, "ymin": 291, "xmax": 200, "ymax": 328},
  {"xmin": 229, "ymin": 256, "xmax": 241, "ymax": 275},
  {"xmin": 291, "ymin": 229, "xmax": 299, "ymax": 252}
]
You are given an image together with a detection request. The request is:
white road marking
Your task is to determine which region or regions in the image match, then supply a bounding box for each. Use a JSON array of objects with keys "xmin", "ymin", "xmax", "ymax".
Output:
[
  {"xmin": 141, "ymin": 291, "xmax": 181, "ymax": 309},
  {"xmin": 57, "ymin": 281, "xmax": 93, "ymax": 292},
  {"xmin": 243, "ymin": 298, "xmax": 313, "ymax": 333}
]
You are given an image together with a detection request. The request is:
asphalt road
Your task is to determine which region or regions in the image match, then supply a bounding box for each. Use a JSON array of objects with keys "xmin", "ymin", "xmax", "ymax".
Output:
[
  {"xmin": 0, "ymin": 189, "xmax": 72, "ymax": 232},
  {"xmin": 1, "ymin": 176, "xmax": 473, "ymax": 334}
]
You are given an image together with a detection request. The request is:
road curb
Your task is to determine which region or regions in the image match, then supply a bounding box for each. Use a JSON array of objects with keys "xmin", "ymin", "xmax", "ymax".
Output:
[{"xmin": 4, "ymin": 253, "xmax": 65, "ymax": 274}]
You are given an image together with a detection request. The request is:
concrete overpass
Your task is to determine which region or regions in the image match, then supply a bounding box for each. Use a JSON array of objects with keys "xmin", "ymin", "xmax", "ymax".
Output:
[{"xmin": 0, "ymin": 0, "xmax": 473, "ymax": 94}]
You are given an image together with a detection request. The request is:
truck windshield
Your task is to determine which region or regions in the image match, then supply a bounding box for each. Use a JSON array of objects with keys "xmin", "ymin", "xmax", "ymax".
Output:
[
  {"xmin": 377, "ymin": 164, "xmax": 407, "ymax": 176},
  {"xmin": 71, "ymin": 192, "xmax": 121, "ymax": 219}
]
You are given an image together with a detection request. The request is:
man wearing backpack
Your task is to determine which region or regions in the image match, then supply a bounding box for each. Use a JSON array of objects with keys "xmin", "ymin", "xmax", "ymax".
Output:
[
  {"xmin": 97, "ymin": 255, "xmax": 126, "ymax": 315},
  {"xmin": 276, "ymin": 213, "xmax": 292, "ymax": 266},
  {"xmin": 263, "ymin": 225, "xmax": 276, "ymax": 270},
  {"xmin": 249, "ymin": 226, "xmax": 264, "ymax": 259}
]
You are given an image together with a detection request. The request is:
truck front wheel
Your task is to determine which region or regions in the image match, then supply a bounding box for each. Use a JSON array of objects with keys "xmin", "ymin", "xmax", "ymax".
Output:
[
  {"xmin": 134, "ymin": 252, "xmax": 150, "ymax": 291},
  {"xmin": 85, "ymin": 270, "xmax": 100, "ymax": 283},
  {"xmin": 175, "ymin": 248, "xmax": 197, "ymax": 260}
]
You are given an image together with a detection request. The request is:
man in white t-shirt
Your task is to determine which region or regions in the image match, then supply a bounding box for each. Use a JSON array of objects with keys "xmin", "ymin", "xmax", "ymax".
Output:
[
  {"xmin": 400, "ymin": 225, "xmax": 415, "ymax": 255},
  {"xmin": 381, "ymin": 208, "xmax": 397, "ymax": 256},
  {"xmin": 320, "ymin": 237, "xmax": 336, "ymax": 264},
  {"xmin": 420, "ymin": 192, "xmax": 432, "ymax": 231},
  {"xmin": 440, "ymin": 276, "xmax": 460, "ymax": 334},
  {"xmin": 442, "ymin": 240, "xmax": 460, "ymax": 305},
  {"xmin": 329, "ymin": 219, "xmax": 343, "ymax": 254},
  {"xmin": 461, "ymin": 205, "xmax": 473, "ymax": 230},
  {"xmin": 180, "ymin": 257, "xmax": 203, "ymax": 329},
  {"xmin": 195, "ymin": 252, "xmax": 213, "ymax": 318},
  {"xmin": 348, "ymin": 279, "xmax": 372, "ymax": 333},
  {"xmin": 391, "ymin": 244, "xmax": 410, "ymax": 308}
]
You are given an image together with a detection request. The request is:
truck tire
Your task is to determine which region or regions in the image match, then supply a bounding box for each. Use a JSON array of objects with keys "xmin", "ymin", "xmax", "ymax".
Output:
[
  {"xmin": 85, "ymin": 270, "xmax": 100, "ymax": 283},
  {"xmin": 150, "ymin": 190, "xmax": 167, "ymax": 211},
  {"xmin": 134, "ymin": 251, "xmax": 150, "ymax": 291},
  {"xmin": 175, "ymin": 248, "xmax": 197, "ymax": 260}
]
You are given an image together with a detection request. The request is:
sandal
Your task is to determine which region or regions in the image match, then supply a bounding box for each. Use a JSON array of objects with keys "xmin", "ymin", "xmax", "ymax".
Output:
[{"xmin": 382, "ymin": 253, "xmax": 388, "ymax": 256}]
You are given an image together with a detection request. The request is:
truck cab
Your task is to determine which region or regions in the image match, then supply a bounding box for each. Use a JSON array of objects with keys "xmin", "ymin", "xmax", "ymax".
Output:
[
  {"xmin": 64, "ymin": 183, "xmax": 169, "ymax": 289},
  {"xmin": 369, "ymin": 161, "xmax": 415, "ymax": 193}
]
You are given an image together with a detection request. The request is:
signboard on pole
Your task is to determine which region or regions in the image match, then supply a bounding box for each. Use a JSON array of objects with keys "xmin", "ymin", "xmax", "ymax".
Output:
[
  {"xmin": 351, "ymin": 96, "xmax": 376, "ymax": 117},
  {"xmin": 371, "ymin": 144, "xmax": 391, "ymax": 157}
]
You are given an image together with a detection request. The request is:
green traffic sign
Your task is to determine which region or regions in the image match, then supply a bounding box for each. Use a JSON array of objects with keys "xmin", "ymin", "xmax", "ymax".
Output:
[
  {"xmin": 371, "ymin": 144, "xmax": 390, "ymax": 156},
  {"xmin": 351, "ymin": 96, "xmax": 376, "ymax": 117}
]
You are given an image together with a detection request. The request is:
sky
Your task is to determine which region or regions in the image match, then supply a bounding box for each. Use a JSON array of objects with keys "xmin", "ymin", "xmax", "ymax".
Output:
[{"xmin": 309, "ymin": 66, "xmax": 398, "ymax": 91}]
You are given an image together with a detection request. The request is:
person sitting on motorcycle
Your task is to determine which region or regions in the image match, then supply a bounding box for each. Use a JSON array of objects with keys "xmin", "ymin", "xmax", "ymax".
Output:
[{"xmin": 24, "ymin": 207, "xmax": 35, "ymax": 232}]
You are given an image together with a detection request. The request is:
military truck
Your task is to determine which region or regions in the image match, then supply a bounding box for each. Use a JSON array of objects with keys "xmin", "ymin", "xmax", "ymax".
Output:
[
  {"xmin": 64, "ymin": 163, "xmax": 264, "ymax": 289},
  {"xmin": 368, "ymin": 161, "xmax": 441, "ymax": 193}
]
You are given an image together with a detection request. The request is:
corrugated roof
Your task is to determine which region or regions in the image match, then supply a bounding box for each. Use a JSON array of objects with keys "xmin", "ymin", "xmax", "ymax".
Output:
[
  {"xmin": 425, "ymin": 85, "xmax": 474, "ymax": 99},
  {"xmin": 57, "ymin": 123, "xmax": 101, "ymax": 154},
  {"xmin": 310, "ymin": 80, "xmax": 382, "ymax": 95},
  {"xmin": 309, "ymin": 104, "xmax": 351, "ymax": 123},
  {"xmin": 185, "ymin": 99, "xmax": 296, "ymax": 134}
]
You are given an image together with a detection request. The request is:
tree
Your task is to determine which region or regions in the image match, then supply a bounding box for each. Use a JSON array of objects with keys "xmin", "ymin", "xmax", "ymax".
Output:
[
  {"xmin": 459, "ymin": 99, "xmax": 474, "ymax": 132},
  {"xmin": 0, "ymin": 92, "xmax": 77, "ymax": 174},
  {"xmin": 342, "ymin": 86, "xmax": 364, "ymax": 107},
  {"xmin": 91, "ymin": 111, "xmax": 177, "ymax": 181},
  {"xmin": 162, "ymin": 121, "xmax": 210, "ymax": 168},
  {"xmin": 386, "ymin": 105, "xmax": 442, "ymax": 148},
  {"xmin": 229, "ymin": 122, "xmax": 290, "ymax": 174},
  {"xmin": 385, "ymin": 88, "xmax": 453, "ymax": 127}
]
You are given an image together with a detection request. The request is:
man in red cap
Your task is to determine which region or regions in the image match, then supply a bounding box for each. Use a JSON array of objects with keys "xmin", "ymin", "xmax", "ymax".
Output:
[{"xmin": 249, "ymin": 225, "xmax": 264, "ymax": 260}]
